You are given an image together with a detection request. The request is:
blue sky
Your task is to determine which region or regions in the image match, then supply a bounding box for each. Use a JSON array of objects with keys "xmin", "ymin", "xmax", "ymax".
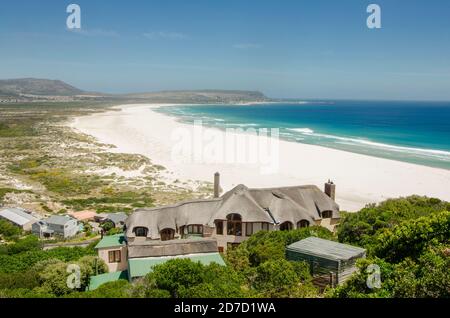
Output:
[{"xmin": 0, "ymin": 0, "xmax": 449, "ymax": 100}]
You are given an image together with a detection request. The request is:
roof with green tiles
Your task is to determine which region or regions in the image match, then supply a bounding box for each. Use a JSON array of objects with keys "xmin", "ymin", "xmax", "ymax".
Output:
[
  {"xmin": 94, "ymin": 234, "xmax": 126, "ymax": 249},
  {"xmin": 88, "ymin": 270, "xmax": 128, "ymax": 290},
  {"xmin": 128, "ymin": 252, "xmax": 226, "ymax": 278}
]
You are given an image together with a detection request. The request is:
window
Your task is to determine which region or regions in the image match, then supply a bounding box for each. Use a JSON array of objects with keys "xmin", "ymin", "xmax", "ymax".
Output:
[
  {"xmin": 133, "ymin": 227, "xmax": 148, "ymax": 237},
  {"xmin": 215, "ymin": 221, "xmax": 223, "ymax": 235},
  {"xmin": 187, "ymin": 224, "xmax": 203, "ymax": 235},
  {"xmin": 297, "ymin": 220, "xmax": 310, "ymax": 228},
  {"xmin": 280, "ymin": 221, "xmax": 293, "ymax": 231},
  {"xmin": 160, "ymin": 228, "xmax": 175, "ymax": 241},
  {"xmin": 322, "ymin": 211, "xmax": 333, "ymax": 219},
  {"xmin": 108, "ymin": 250, "xmax": 121, "ymax": 263},
  {"xmin": 245, "ymin": 223, "xmax": 253, "ymax": 236},
  {"xmin": 227, "ymin": 214, "xmax": 242, "ymax": 236},
  {"xmin": 261, "ymin": 222, "xmax": 270, "ymax": 231}
]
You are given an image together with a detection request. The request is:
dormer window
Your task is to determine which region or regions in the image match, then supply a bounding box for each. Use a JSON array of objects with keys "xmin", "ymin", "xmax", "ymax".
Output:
[
  {"xmin": 297, "ymin": 220, "xmax": 310, "ymax": 228},
  {"xmin": 227, "ymin": 214, "xmax": 242, "ymax": 236},
  {"xmin": 280, "ymin": 221, "xmax": 293, "ymax": 231},
  {"xmin": 133, "ymin": 227, "xmax": 148, "ymax": 237},
  {"xmin": 322, "ymin": 211, "xmax": 333, "ymax": 219},
  {"xmin": 160, "ymin": 228, "xmax": 175, "ymax": 241}
]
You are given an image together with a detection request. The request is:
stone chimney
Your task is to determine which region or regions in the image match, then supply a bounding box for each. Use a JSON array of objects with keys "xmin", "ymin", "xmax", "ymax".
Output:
[
  {"xmin": 214, "ymin": 172, "xmax": 220, "ymax": 198},
  {"xmin": 324, "ymin": 179, "xmax": 336, "ymax": 201}
]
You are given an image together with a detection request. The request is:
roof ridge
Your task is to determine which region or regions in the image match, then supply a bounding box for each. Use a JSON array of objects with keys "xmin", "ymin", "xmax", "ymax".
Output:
[
  {"xmin": 248, "ymin": 184, "xmax": 320, "ymax": 191},
  {"xmin": 135, "ymin": 197, "xmax": 222, "ymax": 213}
]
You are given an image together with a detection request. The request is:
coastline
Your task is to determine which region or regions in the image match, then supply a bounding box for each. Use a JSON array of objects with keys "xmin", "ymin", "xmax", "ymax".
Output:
[{"xmin": 70, "ymin": 103, "xmax": 450, "ymax": 212}]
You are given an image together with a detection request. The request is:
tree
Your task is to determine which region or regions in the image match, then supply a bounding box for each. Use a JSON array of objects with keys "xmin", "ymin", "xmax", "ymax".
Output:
[
  {"xmin": 149, "ymin": 259, "xmax": 205, "ymax": 297},
  {"xmin": 226, "ymin": 226, "xmax": 334, "ymax": 267},
  {"xmin": 0, "ymin": 235, "xmax": 42, "ymax": 255},
  {"xmin": 179, "ymin": 263, "xmax": 247, "ymax": 298},
  {"xmin": 72, "ymin": 280, "xmax": 132, "ymax": 298},
  {"xmin": 252, "ymin": 259, "xmax": 317, "ymax": 298},
  {"xmin": 102, "ymin": 221, "xmax": 115, "ymax": 232},
  {"xmin": 77, "ymin": 256, "xmax": 108, "ymax": 289},
  {"xmin": 373, "ymin": 210, "xmax": 449, "ymax": 262},
  {"xmin": 338, "ymin": 196, "xmax": 449, "ymax": 247},
  {"xmin": 37, "ymin": 261, "xmax": 74, "ymax": 296},
  {"xmin": 0, "ymin": 219, "xmax": 22, "ymax": 241}
]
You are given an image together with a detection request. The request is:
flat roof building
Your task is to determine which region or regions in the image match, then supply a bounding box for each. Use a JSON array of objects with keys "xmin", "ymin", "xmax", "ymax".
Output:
[{"xmin": 286, "ymin": 237, "xmax": 366, "ymax": 287}]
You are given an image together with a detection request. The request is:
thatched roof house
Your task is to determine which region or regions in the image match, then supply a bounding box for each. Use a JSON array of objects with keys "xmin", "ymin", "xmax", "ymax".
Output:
[{"xmin": 125, "ymin": 183, "xmax": 339, "ymax": 244}]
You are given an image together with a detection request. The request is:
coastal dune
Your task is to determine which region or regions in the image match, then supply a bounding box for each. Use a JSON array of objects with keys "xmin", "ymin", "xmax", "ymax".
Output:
[{"xmin": 71, "ymin": 104, "xmax": 450, "ymax": 211}]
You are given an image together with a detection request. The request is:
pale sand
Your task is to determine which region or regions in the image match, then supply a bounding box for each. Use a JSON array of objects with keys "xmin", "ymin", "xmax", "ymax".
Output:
[{"xmin": 70, "ymin": 104, "xmax": 450, "ymax": 212}]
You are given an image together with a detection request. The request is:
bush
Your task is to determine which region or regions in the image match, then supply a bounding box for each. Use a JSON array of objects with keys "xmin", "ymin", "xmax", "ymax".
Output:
[
  {"xmin": 70, "ymin": 280, "xmax": 132, "ymax": 298},
  {"xmin": 373, "ymin": 210, "xmax": 450, "ymax": 262},
  {"xmin": 252, "ymin": 259, "xmax": 317, "ymax": 298},
  {"xmin": 337, "ymin": 196, "xmax": 450, "ymax": 247},
  {"xmin": 227, "ymin": 226, "xmax": 334, "ymax": 267},
  {"xmin": 149, "ymin": 259, "xmax": 205, "ymax": 297},
  {"xmin": 0, "ymin": 219, "xmax": 22, "ymax": 241},
  {"xmin": 0, "ymin": 245, "xmax": 96, "ymax": 273},
  {"xmin": 0, "ymin": 235, "xmax": 42, "ymax": 255}
]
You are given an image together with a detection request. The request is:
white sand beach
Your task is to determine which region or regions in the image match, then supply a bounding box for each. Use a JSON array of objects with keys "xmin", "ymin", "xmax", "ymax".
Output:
[{"xmin": 70, "ymin": 104, "xmax": 450, "ymax": 212}]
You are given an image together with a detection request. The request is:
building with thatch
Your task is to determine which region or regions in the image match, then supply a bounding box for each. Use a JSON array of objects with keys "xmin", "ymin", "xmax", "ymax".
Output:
[
  {"xmin": 90, "ymin": 175, "xmax": 341, "ymax": 289},
  {"xmin": 125, "ymin": 175, "xmax": 339, "ymax": 252}
]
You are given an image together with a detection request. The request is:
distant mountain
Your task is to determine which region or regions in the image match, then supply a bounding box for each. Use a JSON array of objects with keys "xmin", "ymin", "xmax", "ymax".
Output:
[
  {"xmin": 124, "ymin": 89, "xmax": 269, "ymax": 103},
  {"xmin": 0, "ymin": 78, "xmax": 85, "ymax": 97},
  {"xmin": 0, "ymin": 78, "xmax": 270, "ymax": 104}
]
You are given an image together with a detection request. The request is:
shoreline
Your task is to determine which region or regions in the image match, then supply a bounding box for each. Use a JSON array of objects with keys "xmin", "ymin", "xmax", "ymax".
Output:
[{"xmin": 70, "ymin": 103, "xmax": 450, "ymax": 212}]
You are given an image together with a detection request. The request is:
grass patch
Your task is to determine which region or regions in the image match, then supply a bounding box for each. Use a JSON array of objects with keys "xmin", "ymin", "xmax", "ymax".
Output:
[
  {"xmin": 62, "ymin": 189, "xmax": 154, "ymax": 212},
  {"xmin": 0, "ymin": 121, "xmax": 37, "ymax": 138}
]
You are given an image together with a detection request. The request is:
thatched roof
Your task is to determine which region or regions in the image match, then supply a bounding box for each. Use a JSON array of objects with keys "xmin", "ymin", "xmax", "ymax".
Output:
[{"xmin": 126, "ymin": 184, "xmax": 339, "ymax": 239}]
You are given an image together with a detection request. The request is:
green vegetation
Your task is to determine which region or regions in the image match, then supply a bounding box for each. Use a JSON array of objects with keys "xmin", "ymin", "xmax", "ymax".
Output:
[
  {"xmin": 330, "ymin": 198, "xmax": 449, "ymax": 298},
  {"xmin": 8, "ymin": 161, "xmax": 106, "ymax": 196},
  {"xmin": 0, "ymin": 121, "xmax": 37, "ymax": 137},
  {"xmin": 0, "ymin": 236, "xmax": 97, "ymax": 273},
  {"xmin": 62, "ymin": 189, "xmax": 154, "ymax": 212},
  {"xmin": 0, "ymin": 178, "xmax": 448, "ymax": 299},
  {"xmin": 0, "ymin": 219, "xmax": 23, "ymax": 241},
  {"xmin": 0, "ymin": 236, "xmax": 105, "ymax": 298},
  {"xmin": 226, "ymin": 226, "xmax": 334, "ymax": 267},
  {"xmin": 337, "ymin": 196, "xmax": 450, "ymax": 248}
]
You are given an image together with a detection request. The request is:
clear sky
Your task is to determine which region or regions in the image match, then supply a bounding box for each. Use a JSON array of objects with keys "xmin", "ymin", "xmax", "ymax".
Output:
[{"xmin": 1, "ymin": 0, "xmax": 449, "ymax": 100}]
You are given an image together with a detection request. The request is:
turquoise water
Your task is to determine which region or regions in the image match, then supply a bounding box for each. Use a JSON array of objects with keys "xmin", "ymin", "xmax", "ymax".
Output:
[{"xmin": 154, "ymin": 101, "xmax": 450, "ymax": 170}]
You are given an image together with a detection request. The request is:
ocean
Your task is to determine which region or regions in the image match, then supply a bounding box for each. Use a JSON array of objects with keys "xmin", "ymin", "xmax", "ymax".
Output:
[{"xmin": 154, "ymin": 100, "xmax": 450, "ymax": 170}]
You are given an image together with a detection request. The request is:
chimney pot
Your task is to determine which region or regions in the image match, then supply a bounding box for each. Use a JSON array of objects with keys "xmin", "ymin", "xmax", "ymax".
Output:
[
  {"xmin": 214, "ymin": 172, "xmax": 220, "ymax": 198},
  {"xmin": 324, "ymin": 180, "xmax": 336, "ymax": 201}
]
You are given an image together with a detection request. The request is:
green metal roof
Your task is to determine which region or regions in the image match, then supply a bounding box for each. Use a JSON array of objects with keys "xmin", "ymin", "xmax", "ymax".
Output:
[
  {"xmin": 286, "ymin": 237, "xmax": 366, "ymax": 262},
  {"xmin": 95, "ymin": 234, "xmax": 126, "ymax": 249},
  {"xmin": 128, "ymin": 252, "xmax": 226, "ymax": 278},
  {"xmin": 88, "ymin": 270, "xmax": 128, "ymax": 290}
]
